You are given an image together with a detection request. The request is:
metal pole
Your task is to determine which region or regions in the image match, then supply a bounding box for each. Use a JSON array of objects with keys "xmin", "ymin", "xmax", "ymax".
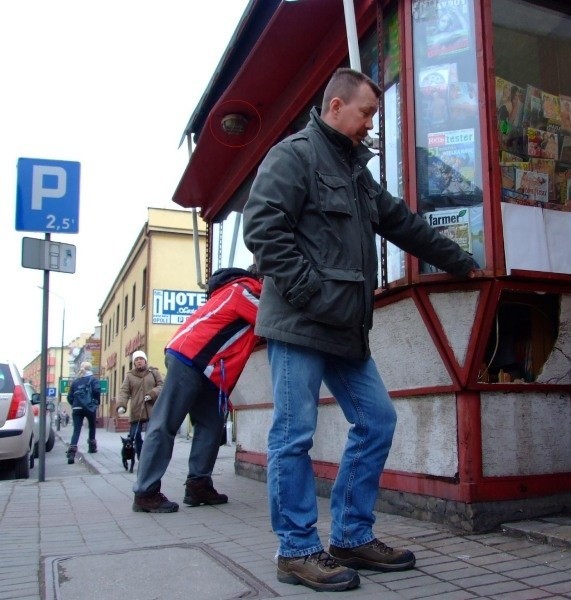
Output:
[
  {"xmin": 57, "ymin": 305, "xmax": 65, "ymax": 431},
  {"xmin": 38, "ymin": 234, "xmax": 50, "ymax": 482},
  {"xmin": 342, "ymin": 0, "xmax": 361, "ymax": 71}
]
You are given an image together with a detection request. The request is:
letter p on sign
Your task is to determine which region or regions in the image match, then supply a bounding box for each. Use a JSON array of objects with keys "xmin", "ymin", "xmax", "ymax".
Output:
[{"xmin": 32, "ymin": 166, "xmax": 67, "ymax": 210}]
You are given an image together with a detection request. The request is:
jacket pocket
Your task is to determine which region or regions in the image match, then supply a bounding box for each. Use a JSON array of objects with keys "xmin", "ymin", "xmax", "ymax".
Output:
[
  {"xmin": 316, "ymin": 172, "xmax": 353, "ymax": 217},
  {"xmin": 304, "ymin": 266, "xmax": 364, "ymax": 328},
  {"xmin": 362, "ymin": 185, "xmax": 380, "ymax": 227}
]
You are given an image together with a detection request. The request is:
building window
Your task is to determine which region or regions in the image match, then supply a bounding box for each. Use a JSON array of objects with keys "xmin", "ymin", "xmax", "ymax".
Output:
[
  {"xmin": 104, "ymin": 324, "xmax": 108, "ymax": 350},
  {"xmin": 142, "ymin": 268, "xmax": 147, "ymax": 308},
  {"xmin": 124, "ymin": 295, "xmax": 128, "ymax": 328},
  {"xmin": 131, "ymin": 284, "xmax": 136, "ymax": 320},
  {"xmin": 108, "ymin": 318, "xmax": 112, "ymax": 343},
  {"xmin": 115, "ymin": 304, "xmax": 120, "ymax": 336}
]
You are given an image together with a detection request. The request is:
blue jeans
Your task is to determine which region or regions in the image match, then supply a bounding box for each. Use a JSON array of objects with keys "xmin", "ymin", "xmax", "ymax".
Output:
[
  {"xmin": 266, "ymin": 339, "xmax": 397, "ymax": 558},
  {"xmin": 133, "ymin": 353, "xmax": 223, "ymax": 496},
  {"xmin": 70, "ymin": 409, "xmax": 97, "ymax": 446}
]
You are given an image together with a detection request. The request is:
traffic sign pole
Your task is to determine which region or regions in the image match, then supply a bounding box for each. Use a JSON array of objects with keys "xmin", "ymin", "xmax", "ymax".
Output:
[
  {"xmin": 16, "ymin": 158, "xmax": 80, "ymax": 483},
  {"xmin": 38, "ymin": 253, "xmax": 50, "ymax": 482}
]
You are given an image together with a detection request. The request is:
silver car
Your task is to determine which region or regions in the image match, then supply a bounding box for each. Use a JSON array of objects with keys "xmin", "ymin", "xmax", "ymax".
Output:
[
  {"xmin": 0, "ymin": 361, "xmax": 35, "ymax": 478},
  {"xmin": 24, "ymin": 383, "xmax": 56, "ymax": 457}
]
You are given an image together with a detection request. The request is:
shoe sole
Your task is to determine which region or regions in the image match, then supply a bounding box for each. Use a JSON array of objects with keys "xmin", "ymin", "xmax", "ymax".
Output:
[
  {"xmin": 331, "ymin": 555, "xmax": 416, "ymax": 572},
  {"xmin": 277, "ymin": 569, "xmax": 360, "ymax": 591},
  {"xmin": 132, "ymin": 503, "xmax": 179, "ymax": 513},
  {"xmin": 183, "ymin": 496, "xmax": 228, "ymax": 507}
]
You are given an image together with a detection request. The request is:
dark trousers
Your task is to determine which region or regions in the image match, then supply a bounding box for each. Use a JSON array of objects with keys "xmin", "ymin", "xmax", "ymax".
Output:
[
  {"xmin": 70, "ymin": 409, "xmax": 97, "ymax": 446},
  {"xmin": 133, "ymin": 353, "xmax": 224, "ymax": 496},
  {"xmin": 128, "ymin": 421, "xmax": 146, "ymax": 458}
]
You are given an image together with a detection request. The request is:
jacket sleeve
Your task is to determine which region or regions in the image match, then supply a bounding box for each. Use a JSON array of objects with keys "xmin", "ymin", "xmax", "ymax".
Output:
[
  {"xmin": 148, "ymin": 368, "xmax": 163, "ymax": 402},
  {"xmin": 67, "ymin": 382, "xmax": 75, "ymax": 404},
  {"xmin": 375, "ymin": 187, "xmax": 477, "ymax": 276},
  {"xmin": 234, "ymin": 282, "xmax": 260, "ymax": 326},
  {"xmin": 116, "ymin": 375, "xmax": 131, "ymax": 410},
  {"xmin": 243, "ymin": 141, "xmax": 321, "ymax": 308},
  {"xmin": 90, "ymin": 377, "xmax": 101, "ymax": 404}
]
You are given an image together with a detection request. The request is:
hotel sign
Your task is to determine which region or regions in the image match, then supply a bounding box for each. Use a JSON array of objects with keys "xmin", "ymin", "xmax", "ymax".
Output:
[{"xmin": 152, "ymin": 289, "xmax": 207, "ymax": 325}]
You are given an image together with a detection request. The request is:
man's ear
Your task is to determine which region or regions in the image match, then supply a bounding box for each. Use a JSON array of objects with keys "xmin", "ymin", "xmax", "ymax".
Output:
[{"xmin": 329, "ymin": 97, "xmax": 343, "ymax": 116}]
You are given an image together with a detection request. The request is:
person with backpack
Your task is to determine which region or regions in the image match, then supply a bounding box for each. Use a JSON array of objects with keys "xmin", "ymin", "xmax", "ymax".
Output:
[
  {"xmin": 132, "ymin": 265, "xmax": 263, "ymax": 513},
  {"xmin": 66, "ymin": 361, "xmax": 101, "ymax": 464},
  {"xmin": 116, "ymin": 350, "xmax": 164, "ymax": 459}
]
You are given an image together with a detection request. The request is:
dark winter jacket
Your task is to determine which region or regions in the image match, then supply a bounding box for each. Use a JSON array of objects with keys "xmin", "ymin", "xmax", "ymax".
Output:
[
  {"xmin": 68, "ymin": 374, "xmax": 101, "ymax": 412},
  {"xmin": 243, "ymin": 107, "xmax": 477, "ymax": 360}
]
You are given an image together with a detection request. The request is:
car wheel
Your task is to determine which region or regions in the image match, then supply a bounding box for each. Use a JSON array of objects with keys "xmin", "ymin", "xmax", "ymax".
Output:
[
  {"xmin": 29, "ymin": 449, "xmax": 35, "ymax": 470},
  {"xmin": 46, "ymin": 428, "xmax": 56, "ymax": 452},
  {"xmin": 34, "ymin": 440, "xmax": 40, "ymax": 459},
  {"xmin": 14, "ymin": 451, "xmax": 31, "ymax": 479}
]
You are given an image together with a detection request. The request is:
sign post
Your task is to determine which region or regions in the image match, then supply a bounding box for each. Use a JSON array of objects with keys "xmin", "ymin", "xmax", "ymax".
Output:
[{"xmin": 16, "ymin": 157, "xmax": 80, "ymax": 482}]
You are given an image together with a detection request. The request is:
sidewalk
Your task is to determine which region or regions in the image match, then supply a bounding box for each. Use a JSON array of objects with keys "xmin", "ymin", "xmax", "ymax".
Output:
[{"xmin": 0, "ymin": 427, "xmax": 569, "ymax": 600}]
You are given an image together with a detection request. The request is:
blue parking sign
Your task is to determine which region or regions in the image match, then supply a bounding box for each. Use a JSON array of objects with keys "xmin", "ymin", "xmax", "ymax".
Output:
[
  {"xmin": 47, "ymin": 387, "xmax": 57, "ymax": 398},
  {"xmin": 15, "ymin": 158, "xmax": 80, "ymax": 233}
]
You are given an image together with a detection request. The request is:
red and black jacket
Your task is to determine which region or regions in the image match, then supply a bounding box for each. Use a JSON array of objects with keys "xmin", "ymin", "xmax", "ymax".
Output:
[{"xmin": 166, "ymin": 268, "xmax": 262, "ymax": 395}]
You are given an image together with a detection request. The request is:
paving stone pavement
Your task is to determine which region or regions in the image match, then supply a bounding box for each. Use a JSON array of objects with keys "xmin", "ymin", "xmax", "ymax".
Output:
[{"xmin": 0, "ymin": 426, "xmax": 569, "ymax": 599}]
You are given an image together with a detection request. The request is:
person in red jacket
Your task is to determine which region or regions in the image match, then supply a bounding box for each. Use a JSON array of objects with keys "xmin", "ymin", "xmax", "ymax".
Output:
[{"xmin": 132, "ymin": 266, "xmax": 262, "ymax": 513}]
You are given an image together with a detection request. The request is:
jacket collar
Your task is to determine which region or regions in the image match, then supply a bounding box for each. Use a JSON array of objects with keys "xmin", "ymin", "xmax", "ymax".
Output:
[{"xmin": 309, "ymin": 107, "xmax": 375, "ymax": 167}]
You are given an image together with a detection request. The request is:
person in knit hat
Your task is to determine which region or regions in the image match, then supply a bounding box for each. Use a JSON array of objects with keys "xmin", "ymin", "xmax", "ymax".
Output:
[{"xmin": 116, "ymin": 350, "xmax": 164, "ymax": 459}]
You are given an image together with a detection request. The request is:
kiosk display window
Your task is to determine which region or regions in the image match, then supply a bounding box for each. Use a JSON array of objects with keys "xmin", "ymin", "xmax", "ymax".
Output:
[{"xmin": 412, "ymin": 0, "xmax": 486, "ymax": 273}]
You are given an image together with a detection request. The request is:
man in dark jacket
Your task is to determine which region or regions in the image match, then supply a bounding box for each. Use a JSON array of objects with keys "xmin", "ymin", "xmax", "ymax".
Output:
[
  {"xmin": 132, "ymin": 267, "xmax": 263, "ymax": 513},
  {"xmin": 243, "ymin": 68, "xmax": 478, "ymax": 593}
]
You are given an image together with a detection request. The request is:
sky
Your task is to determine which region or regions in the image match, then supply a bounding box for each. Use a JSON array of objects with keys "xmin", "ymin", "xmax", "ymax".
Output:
[{"xmin": 0, "ymin": 0, "xmax": 251, "ymax": 372}]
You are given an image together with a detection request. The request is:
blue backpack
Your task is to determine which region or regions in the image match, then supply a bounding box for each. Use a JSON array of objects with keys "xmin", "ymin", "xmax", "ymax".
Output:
[{"xmin": 72, "ymin": 376, "xmax": 98, "ymax": 412}]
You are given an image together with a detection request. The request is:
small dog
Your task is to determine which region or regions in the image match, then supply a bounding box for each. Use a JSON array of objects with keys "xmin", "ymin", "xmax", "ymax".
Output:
[{"xmin": 121, "ymin": 436, "xmax": 136, "ymax": 473}]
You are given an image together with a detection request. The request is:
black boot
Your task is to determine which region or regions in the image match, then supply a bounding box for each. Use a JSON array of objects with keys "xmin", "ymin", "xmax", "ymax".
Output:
[
  {"xmin": 88, "ymin": 439, "xmax": 97, "ymax": 453},
  {"xmin": 67, "ymin": 445, "xmax": 77, "ymax": 464},
  {"xmin": 183, "ymin": 477, "xmax": 228, "ymax": 507}
]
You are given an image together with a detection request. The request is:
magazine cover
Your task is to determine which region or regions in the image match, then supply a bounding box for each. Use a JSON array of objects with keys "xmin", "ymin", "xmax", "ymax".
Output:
[
  {"xmin": 559, "ymin": 135, "xmax": 571, "ymax": 164},
  {"xmin": 555, "ymin": 169, "xmax": 571, "ymax": 204},
  {"xmin": 541, "ymin": 90, "xmax": 561, "ymax": 123},
  {"xmin": 424, "ymin": 207, "xmax": 472, "ymax": 253},
  {"xmin": 417, "ymin": 63, "xmax": 457, "ymax": 128},
  {"xmin": 530, "ymin": 158, "xmax": 556, "ymax": 202},
  {"xmin": 496, "ymin": 77, "xmax": 525, "ymax": 128},
  {"xmin": 501, "ymin": 151, "xmax": 525, "ymax": 163},
  {"xmin": 521, "ymin": 85, "xmax": 544, "ymax": 129},
  {"xmin": 418, "ymin": 63, "xmax": 457, "ymax": 94},
  {"xmin": 424, "ymin": 0, "xmax": 470, "ymax": 59},
  {"xmin": 527, "ymin": 127, "xmax": 559, "ymax": 160},
  {"xmin": 427, "ymin": 128, "xmax": 476, "ymax": 195},
  {"xmin": 560, "ymin": 94, "xmax": 571, "ymax": 132},
  {"xmin": 501, "ymin": 165, "xmax": 516, "ymax": 191},
  {"xmin": 515, "ymin": 168, "xmax": 549, "ymax": 202},
  {"xmin": 448, "ymin": 81, "xmax": 478, "ymax": 121}
]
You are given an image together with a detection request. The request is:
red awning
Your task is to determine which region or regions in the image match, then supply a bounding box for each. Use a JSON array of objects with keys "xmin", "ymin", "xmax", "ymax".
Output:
[{"xmin": 173, "ymin": 0, "xmax": 375, "ymax": 221}]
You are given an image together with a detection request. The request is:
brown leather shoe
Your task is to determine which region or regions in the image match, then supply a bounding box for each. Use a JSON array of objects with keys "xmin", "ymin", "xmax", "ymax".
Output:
[
  {"xmin": 329, "ymin": 538, "xmax": 416, "ymax": 572},
  {"xmin": 132, "ymin": 491, "xmax": 179, "ymax": 513},
  {"xmin": 277, "ymin": 551, "xmax": 360, "ymax": 591},
  {"xmin": 183, "ymin": 477, "xmax": 228, "ymax": 507}
]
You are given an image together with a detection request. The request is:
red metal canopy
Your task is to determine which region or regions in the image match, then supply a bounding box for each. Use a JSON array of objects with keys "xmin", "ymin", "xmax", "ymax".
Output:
[{"xmin": 173, "ymin": 0, "xmax": 375, "ymax": 221}]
